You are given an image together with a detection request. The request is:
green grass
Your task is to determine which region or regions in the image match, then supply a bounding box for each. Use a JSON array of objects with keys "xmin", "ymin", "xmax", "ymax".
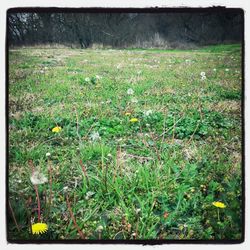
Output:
[{"xmin": 8, "ymin": 44, "xmax": 242, "ymax": 241}]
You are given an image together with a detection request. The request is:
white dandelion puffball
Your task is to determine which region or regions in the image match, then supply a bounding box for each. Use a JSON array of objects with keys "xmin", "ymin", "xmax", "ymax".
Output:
[
  {"xmin": 85, "ymin": 77, "xmax": 90, "ymax": 82},
  {"xmin": 30, "ymin": 171, "xmax": 48, "ymax": 185},
  {"xmin": 90, "ymin": 131, "xmax": 101, "ymax": 141},
  {"xmin": 200, "ymin": 72, "xmax": 206, "ymax": 77},
  {"xmin": 127, "ymin": 88, "xmax": 134, "ymax": 95}
]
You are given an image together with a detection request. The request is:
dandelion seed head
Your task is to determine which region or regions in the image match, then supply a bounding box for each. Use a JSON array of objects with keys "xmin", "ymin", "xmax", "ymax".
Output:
[{"xmin": 30, "ymin": 171, "xmax": 48, "ymax": 185}]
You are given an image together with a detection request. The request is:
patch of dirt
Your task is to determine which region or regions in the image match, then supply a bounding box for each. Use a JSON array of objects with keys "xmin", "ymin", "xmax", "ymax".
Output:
[{"xmin": 209, "ymin": 100, "xmax": 240, "ymax": 114}]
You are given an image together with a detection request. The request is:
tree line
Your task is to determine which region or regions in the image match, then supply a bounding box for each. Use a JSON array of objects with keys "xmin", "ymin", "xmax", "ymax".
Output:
[{"xmin": 7, "ymin": 10, "xmax": 243, "ymax": 48}]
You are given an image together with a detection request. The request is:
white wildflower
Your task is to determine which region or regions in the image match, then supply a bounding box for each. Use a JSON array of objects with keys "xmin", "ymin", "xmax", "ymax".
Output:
[
  {"xmin": 213, "ymin": 68, "xmax": 217, "ymax": 71},
  {"xmin": 144, "ymin": 110, "xmax": 153, "ymax": 116},
  {"xmin": 225, "ymin": 68, "xmax": 229, "ymax": 72},
  {"xmin": 135, "ymin": 208, "xmax": 141, "ymax": 214},
  {"xmin": 85, "ymin": 191, "xmax": 95, "ymax": 200},
  {"xmin": 96, "ymin": 75, "xmax": 101, "ymax": 80},
  {"xmin": 40, "ymin": 70, "xmax": 44, "ymax": 74},
  {"xmin": 46, "ymin": 152, "xmax": 51, "ymax": 157},
  {"xmin": 127, "ymin": 88, "xmax": 134, "ymax": 95},
  {"xmin": 90, "ymin": 131, "xmax": 101, "ymax": 141},
  {"xmin": 107, "ymin": 153, "xmax": 112, "ymax": 158},
  {"xmin": 85, "ymin": 77, "xmax": 90, "ymax": 82},
  {"xmin": 30, "ymin": 171, "xmax": 48, "ymax": 185},
  {"xmin": 200, "ymin": 72, "xmax": 206, "ymax": 81},
  {"xmin": 63, "ymin": 186, "xmax": 69, "ymax": 191}
]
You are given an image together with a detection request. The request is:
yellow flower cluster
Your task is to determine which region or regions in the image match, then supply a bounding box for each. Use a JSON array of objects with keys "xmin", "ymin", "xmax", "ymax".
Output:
[
  {"xmin": 212, "ymin": 201, "xmax": 226, "ymax": 208},
  {"xmin": 31, "ymin": 223, "xmax": 48, "ymax": 235},
  {"xmin": 52, "ymin": 126, "xmax": 62, "ymax": 133},
  {"xmin": 130, "ymin": 118, "xmax": 139, "ymax": 123}
]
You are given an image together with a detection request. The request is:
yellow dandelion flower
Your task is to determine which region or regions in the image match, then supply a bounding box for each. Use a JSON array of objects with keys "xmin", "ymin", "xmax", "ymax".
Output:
[
  {"xmin": 125, "ymin": 112, "xmax": 131, "ymax": 116},
  {"xmin": 130, "ymin": 118, "xmax": 139, "ymax": 123},
  {"xmin": 31, "ymin": 223, "xmax": 48, "ymax": 235},
  {"xmin": 212, "ymin": 201, "xmax": 226, "ymax": 208},
  {"xmin": 52, "ymin": 126, "xmax": 62, "ymax": 133}
]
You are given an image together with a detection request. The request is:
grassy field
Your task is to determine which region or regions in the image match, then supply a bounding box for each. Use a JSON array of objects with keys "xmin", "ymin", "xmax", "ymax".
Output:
[{"xmin": 8, "ymin": 44, "xmax": 243, "ymax": 241}]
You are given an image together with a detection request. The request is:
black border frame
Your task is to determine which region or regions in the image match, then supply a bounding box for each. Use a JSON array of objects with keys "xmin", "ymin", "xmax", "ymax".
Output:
[{"xmin": 6, "ymin": 7, "xmax": 245, "ymax": 245}]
